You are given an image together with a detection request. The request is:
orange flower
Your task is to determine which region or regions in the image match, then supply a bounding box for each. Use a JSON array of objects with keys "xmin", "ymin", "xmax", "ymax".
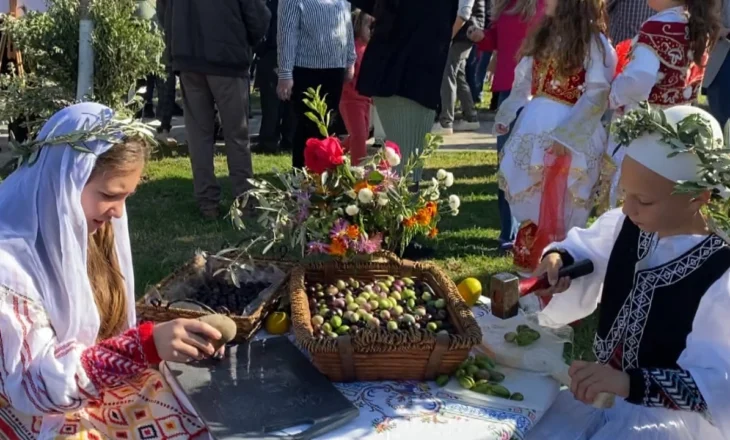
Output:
[
  {"xmin": 353, "ymin": 181, "xmax": 375, "ymax": 193},
  {"xmin": 415, "ymin": 208, "xmax": 432, "ymax": 226},
  {"xmin": 329, "ymin": 237, "xmax": 348, "ymax": 256},
  {"xmin": 402, "ymin": 217, "xmax": 417, "ymax": 228},
  {"xmin": 426, "ymin": 202, "xmax": 438, "ymax": 216},
  {"xmin": 428, "ymin": 228, "xmax": 439, "ymax": 238},
  {"xmin": 346, "ymin": 225, "xmax": 360, "ymax": 240}
]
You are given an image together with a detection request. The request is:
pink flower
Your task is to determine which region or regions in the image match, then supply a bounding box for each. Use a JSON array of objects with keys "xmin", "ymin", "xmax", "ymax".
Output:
[
  {"xmin": 307, "ymin": 242, "xmax": 329, "ymax": 254},
  {"xmin": 329, "ymin": 218, "xmax": 350, "ymax": 239}
]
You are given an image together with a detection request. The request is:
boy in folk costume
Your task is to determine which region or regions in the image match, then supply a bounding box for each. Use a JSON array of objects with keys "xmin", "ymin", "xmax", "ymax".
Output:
[
  {"xmin": 493, "ymin": 0, "xmax": 617, "ymax": 275},
  {"xmin": 527, "ymin": 105, "xmax": 730, "ymax": 440},
  {"xmin": 606, "ymin": 0, "xmax": 721, "ymax": 208}
]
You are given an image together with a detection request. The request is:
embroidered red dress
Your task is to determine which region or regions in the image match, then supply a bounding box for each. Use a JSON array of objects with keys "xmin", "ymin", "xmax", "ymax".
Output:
[
  {"xmin": 495, "ymin": 34, "xmax": 617, "ymax": 274},
  {"xmin": 607, "ymin": 6, "xmax": 707, "ymax": 208}
]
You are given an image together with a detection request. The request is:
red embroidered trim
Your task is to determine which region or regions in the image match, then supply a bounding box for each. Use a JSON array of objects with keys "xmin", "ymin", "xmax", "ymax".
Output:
[
  {"xmin": 138, "ymin": 322, "xmax": 161, "ymax": 365},
  {"xmin": 80, "ymin": 327, "xmax": 152, "ymax": 391}
]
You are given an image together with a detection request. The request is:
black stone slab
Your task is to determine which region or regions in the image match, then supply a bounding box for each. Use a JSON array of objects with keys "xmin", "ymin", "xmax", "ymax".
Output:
[{"xmin": 166, "ymin": 336, "xmax": 358, "ymax": 439}]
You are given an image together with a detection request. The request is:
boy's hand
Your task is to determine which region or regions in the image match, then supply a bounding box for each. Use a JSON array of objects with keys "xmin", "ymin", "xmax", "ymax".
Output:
[
  {"xmin": 467, "ymin": 26, "xmax": 485, "ymax": 42},
  {"xmin": 569, "ymin": 361, "xmax": 630, "ymax": 404},
  {"xmin": 494, "ymin": 123, "xmax": 509, "ymax": 135},
  {"xmin": 533, "ymin": 252, "xmax": 571, "ymax": 296}
]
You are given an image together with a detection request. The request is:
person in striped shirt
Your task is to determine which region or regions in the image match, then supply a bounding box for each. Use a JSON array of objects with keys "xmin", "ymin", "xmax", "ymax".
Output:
[{"xmin": 276, "ymin": 0, "xmax": 357, "ymax": 169}]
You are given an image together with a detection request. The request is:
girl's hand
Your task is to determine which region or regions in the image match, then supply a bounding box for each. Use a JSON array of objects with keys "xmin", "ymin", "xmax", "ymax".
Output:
[
  {"xmin": 494, "ymin": 123, "xmax": 509, "ymax": 135},
  {"xmin": 551, "ymin": 142, "xmax": 569, "ymax": 157},
  {"xmin": 345, "ymin": 64, "xmax": 355, "ymax": 82},
  {"xmin": 533, "ymin": 252, "xmax": 571, "ymax": 296},
  {"xmin": 277, "ymin": 78, "xmax": 294, "ymax": 101},
  {"xmin": 569, "ymin": 361, "xmax": 630, "ymax": 404},
  {"xmin": 467, "ymin": 26, "xmax": 485, "ymax": 42},
  {"xmin": 153, "ymin": 319, "xmax": 222, "ymax": 363}
]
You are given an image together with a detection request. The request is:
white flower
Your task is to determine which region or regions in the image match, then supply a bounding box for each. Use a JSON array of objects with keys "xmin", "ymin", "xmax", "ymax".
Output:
[
  {"xmin": 397, "ymin": 214, "xmax": 405, "ymax": 223},
  {"xmin": 350, "ymin": 166, "xmax": 366, "ymax": 178},
  {"xmin": 346, "ymin": 189, "xmax": 357, "ymax": 199},
  {"xmin": 345, "ymin": 205, "xmax": 360, "ymax": 216},
  {"xmin": 430, "ymin": 177, "xmax": 439, "ymax": 188},
  {"xmin": 683, "ymin": 86, "xmax": 693, "ymax": 100},
  {"xmin": 385, "ymin": 147, "xmax": 401, "ymax": 167},
  {"xmin": 429, "ymin": 189, "xmax": 441, "ymax": 201},
  {"xmin": 336, "ymin": 208, "xmax": 344, "ymax": 215},
  {"xmin": 358, "ymin": 188, "xmax": 375, "ymax": 204},
  {"xmin": 436, "ymin": 169, "xmax": 448, "ymax": 180},
  {"xmin": 377, "ymin": 193, "xmax": 389, "ymax": 206},
  {"xmin": 449, "ymin": 195, "xmax": 461, "ymax": 211},
  {"xmin": 451, "ymin": 209, "xmax": 460, "ymax": 216},
  {"xmin": 444, "ymin": 172, "xmax": 455, "ymax": 188}
]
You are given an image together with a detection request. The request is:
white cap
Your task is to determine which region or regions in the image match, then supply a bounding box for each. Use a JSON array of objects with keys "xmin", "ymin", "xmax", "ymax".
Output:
[{"xmin": 625, "ymin": 106, "xmax": 724, "ymax": 184}]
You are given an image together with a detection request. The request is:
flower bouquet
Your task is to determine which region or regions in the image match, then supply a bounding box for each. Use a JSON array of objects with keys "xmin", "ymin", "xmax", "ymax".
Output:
[{"xmin": 229, "ymin": 86, "xmax": 461, "ymax": 258}]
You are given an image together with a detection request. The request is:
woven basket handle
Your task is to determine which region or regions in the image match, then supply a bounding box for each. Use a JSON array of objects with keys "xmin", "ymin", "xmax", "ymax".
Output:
[
  {"xmin": 372, "ymin": 250, "xmax": 402, "ymax": 265},
  {"xmin": 162, "ymin": 299, "xmax": 218, "ymax": 314}
]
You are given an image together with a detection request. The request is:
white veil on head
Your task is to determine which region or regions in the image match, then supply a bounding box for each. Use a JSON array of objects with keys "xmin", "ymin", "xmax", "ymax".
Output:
[{"xmin": 0, "ymin": 102, "xmax": 136, "ymax": 346}]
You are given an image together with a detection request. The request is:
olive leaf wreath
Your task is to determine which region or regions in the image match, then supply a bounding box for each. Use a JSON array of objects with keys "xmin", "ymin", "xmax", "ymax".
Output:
[
  {"xmin": 8, "ymin": 110, "xmax": 157, "ymax": 168},
  {"xmin": 612, "ymin": 103, "xmax": 730, "ymax": 240}
]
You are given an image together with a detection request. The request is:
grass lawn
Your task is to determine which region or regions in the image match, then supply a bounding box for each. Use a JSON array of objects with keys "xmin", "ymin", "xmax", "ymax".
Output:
[{"xmin": 128, "ymin": 150, "xmax": 598, "ymax": 361}]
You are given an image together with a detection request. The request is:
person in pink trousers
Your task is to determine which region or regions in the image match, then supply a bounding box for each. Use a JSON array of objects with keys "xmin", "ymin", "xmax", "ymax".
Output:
[{"xmin": 340, "ymin": 9, "xmax": 374, "ymax": 165}]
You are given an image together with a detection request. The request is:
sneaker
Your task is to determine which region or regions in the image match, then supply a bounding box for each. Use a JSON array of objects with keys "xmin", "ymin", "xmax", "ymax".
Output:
[
  {"xmin": 453, "ymin": 120, "xmax": 480, "ymax": 132},
  {"xmin": 431, "ymin": 123, "xmax": 453, "ymax": 135},
  {"xmin": 155, "ymin": 130, "xmax": 178, "ymax": 147}
]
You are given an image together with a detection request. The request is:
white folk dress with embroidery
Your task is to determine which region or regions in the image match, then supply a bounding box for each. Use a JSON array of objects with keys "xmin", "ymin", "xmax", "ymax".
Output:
[
  {"xmin": 0, "ymin": 103, "xmax": 209, "ymax": 439},
  {"xmin": 607, "ymin": 7, "xmax": 687, "ymax": 208},
  {"xmin": 495, "ymin": 34, "xmax": 617, "ymax": 230},
  {"xmin": 526, "ymin": 209, "xmax": 730, "ymax": 440}
]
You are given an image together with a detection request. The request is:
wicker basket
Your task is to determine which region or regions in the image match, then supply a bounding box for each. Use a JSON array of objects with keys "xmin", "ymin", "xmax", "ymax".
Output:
[
  {"xmin": 137, "ymin": 252, "xmax": 295, "ymax": 343},
  {"xmin": 290, "ymin": 253, "xmax": 482, "ymax": 382}
]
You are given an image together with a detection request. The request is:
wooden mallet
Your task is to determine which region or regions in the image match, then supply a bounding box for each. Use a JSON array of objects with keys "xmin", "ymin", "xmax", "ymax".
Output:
[{"xmin": 489, "ymin": 260, "xmax": 594, "ymax": 319}]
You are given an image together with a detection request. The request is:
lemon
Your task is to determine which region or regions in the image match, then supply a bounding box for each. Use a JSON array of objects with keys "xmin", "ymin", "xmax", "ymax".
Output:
[
  {"xmin": 265, "ymin": 311, "xmax": 290, "ymax": 335},
  {"xmin": 457, "ymin": 278, "xmax": 482, "ymax": 307}
]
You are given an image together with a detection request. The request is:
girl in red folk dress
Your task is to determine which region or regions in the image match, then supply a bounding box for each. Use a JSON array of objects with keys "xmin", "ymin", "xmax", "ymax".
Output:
[
  {"xmin": 492, "ymin": 0, "xmax": 617, "ymax": 275},
  {"xmin": 339, "ymin": 9, "xmax": 374, "ymax": 166},
  {"xmin": 0, "ymin": 103, "xmax": 222, "ymax": 439},
  {"xmin": 607, "ymin": 0, "xmax": 722, "ymax": 208}
]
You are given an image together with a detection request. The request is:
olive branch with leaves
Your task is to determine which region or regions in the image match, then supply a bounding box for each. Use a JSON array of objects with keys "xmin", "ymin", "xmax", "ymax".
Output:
[
  {"xmin": 7, "ymin": 110, "xmax": 157, "ymax": 169},
  {"xmin": 612, "ymin": 103, "xmax": 730, "ymax": 239}
]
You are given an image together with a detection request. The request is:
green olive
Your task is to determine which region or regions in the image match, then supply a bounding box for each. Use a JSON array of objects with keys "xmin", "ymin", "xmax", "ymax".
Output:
[{"xmin": 510, "ymin": 392, "xmax": 524, "ymax": 401}]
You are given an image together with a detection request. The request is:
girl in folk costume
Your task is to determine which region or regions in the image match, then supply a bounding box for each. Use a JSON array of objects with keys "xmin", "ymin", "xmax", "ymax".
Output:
[
  {"xmin": 0, "ymin": 103, "xmax": 223, "ymax": 438},
  {"xmin": 607, "ymin": 0, "xmax": 722, "ymax": 208},
  {"xmin": 493, "ymin": 0, "xmax": 617, "ymax": 274},
  {"xmin": 528, "ymin": 105, "xmax": 730, "ymax": 440}
]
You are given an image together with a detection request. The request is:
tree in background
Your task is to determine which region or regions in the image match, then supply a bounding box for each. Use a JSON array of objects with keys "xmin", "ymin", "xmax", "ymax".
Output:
[{"xmin": 0, "ymin": 0, "xmax": 163, "ymax": 137}]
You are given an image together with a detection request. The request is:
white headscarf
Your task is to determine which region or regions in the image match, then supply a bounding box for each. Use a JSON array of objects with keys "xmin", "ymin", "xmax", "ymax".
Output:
[{"xmin": 0, "ymin": 102, "xmax": 136, "ymax": 346}]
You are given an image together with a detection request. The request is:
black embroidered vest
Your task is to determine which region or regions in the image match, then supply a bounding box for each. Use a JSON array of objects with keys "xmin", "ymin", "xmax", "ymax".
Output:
[{"xmin": 594, "ymin": 217, "xmax": 730, "ymax": 371}]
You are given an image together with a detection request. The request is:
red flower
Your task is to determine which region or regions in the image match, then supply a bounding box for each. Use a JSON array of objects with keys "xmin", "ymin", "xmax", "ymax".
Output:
[
  {"xmin": 614, "ymin": 39, "xmax": 632, "ymax": 79},
  {"xmin": 304, "ymin": 137, "xmax": 344, "ymax": 174}
]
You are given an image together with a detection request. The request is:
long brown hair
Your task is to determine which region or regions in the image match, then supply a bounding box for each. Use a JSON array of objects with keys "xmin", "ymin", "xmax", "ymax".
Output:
[
  {"xmin": 520, "ymin": 0, "xmax": 607, "ymax": 77},
  {"xmin": 685, "ymin": 0, "xmax": 722, "ymax": 65},
  {"xmin": 490, "ymin": 0, "xmax": 538, "ymax": 21},
  {"xmin": 87, "ymin": 136, "xmax": 150, "ymax": 341}
]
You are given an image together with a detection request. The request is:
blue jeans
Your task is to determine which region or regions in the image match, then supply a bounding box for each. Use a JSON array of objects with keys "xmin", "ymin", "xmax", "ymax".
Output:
[
  {"xmin": 496, "ymin": 90, "xmax": 518, "ymax": 243},
  {"xmin": 466, "ymin": 47, "xmax": 492, "ymax": 104},
  {"xmin": 706, "ymin": 55, "xmax": 730, "ymax": 128}
]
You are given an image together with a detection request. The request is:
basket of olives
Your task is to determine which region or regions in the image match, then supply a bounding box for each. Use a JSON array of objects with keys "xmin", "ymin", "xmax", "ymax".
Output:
[
  {"xmin": 289, "ymin": 253, "xmax": 482, "ymax": 382},
  {"xmin": 137, "ymin": 251, "xmax": 294, "ymax": 343}
]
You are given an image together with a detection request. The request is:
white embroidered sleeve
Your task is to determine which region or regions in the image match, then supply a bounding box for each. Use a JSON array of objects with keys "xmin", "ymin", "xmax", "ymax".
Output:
[
  {"xmin": 0, "ymin": 285, "xmax": 159, "ymax": 415},
  {"xmin": 549, "ymin": 35, "xmax": 616, "ymax": 156},
  {"xmin": 537, "ymin": 208, "xmax": 625, "ymax": 327},
  {"xmin": 494, "ymin": 56, "xmax": 533, "ymax": 129},
  {"xmin": 677, "ymin": 271, "xmax": 730, "ymax": 437},
  {"xmin": 608, "ymin": 45, "xmax": 660, "ymax": 110}
]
